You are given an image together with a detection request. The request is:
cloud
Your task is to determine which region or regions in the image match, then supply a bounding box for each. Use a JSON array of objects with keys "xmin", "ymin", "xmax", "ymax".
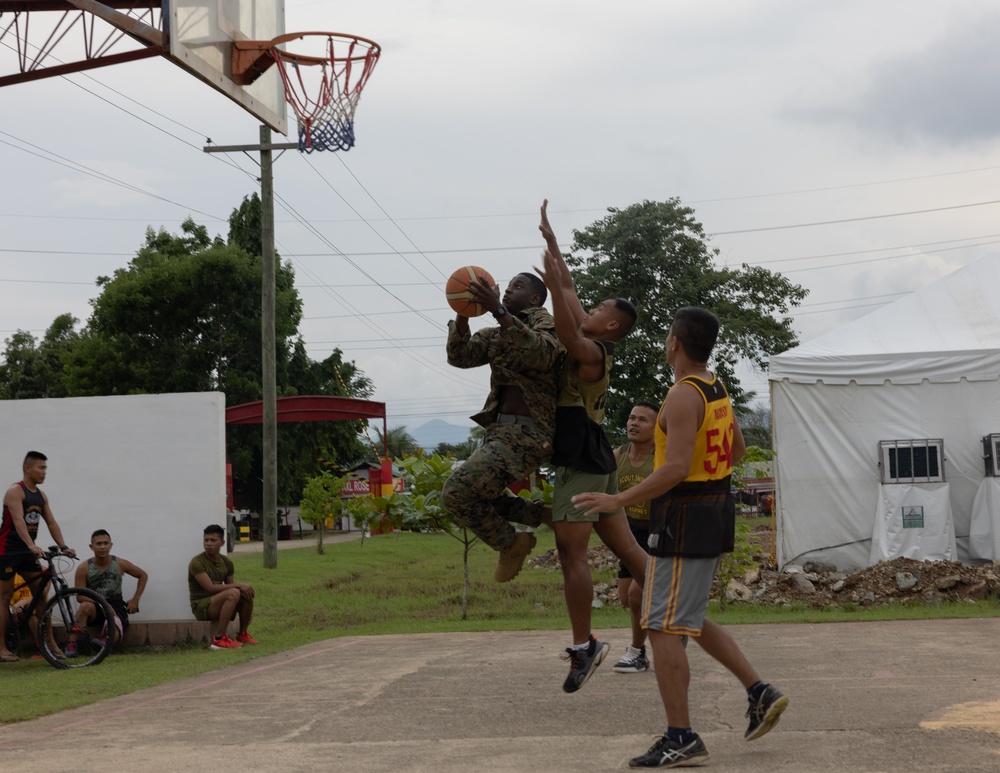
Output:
[{"xmin": 790, "ymin": 12, "xmax": 1000, "ymax": 146}]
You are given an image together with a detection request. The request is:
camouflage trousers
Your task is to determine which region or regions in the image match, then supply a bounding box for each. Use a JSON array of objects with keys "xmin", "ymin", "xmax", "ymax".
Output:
[{"xmin": 441, "ymin": 422, "xmax": 550, "ymax": 551}]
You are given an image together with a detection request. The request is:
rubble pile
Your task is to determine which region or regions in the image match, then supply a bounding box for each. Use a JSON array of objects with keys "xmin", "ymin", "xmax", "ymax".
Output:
[{"xmin": 527, "ymin": 539, "xmax": 1000, "ymax": 608}]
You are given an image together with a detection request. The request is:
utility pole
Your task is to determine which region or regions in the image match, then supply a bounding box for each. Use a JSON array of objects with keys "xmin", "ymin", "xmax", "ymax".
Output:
[
  {"xmin": 259, "ymin": 125, "xmax": 278, "ymax": 568},
  {"xmin": 205, "ymin": 129, "xmax": 297, "ymax": 569}
]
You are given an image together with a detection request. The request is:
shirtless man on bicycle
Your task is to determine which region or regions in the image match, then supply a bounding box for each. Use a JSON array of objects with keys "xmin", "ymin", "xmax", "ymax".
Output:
[{"xmin": 0, "ymin": 451, "xmax": 75, "ymax": 662}]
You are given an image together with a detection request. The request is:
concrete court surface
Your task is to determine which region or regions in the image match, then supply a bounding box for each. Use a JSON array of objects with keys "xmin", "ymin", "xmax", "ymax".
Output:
[{"xmin": 2, "ymin": 618, "xmax": 1000, "ymax": 772}]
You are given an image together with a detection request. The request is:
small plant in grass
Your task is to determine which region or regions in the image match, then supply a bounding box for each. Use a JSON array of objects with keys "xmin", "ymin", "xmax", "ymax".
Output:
[
  {"xmin": 299, "ymin": 471, "xmax": 350, "ymax": 554},
  {"xmin": 386, "ymin": 451, "xmax": 483, "ymax": 619},
  {"xmin": 345, "ymin": 491, "xmax": 384, "ymax": 544}
]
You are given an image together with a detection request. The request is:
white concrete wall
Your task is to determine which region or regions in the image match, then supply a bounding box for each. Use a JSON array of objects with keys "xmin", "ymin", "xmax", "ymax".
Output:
[{"xmin": 0, "ymin": 392, "xmax": 227, "ymax": 620}]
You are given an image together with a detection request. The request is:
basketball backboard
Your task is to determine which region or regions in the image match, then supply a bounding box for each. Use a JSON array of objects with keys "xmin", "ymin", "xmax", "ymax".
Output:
[{"xmin": 166, "ymin": 0, "xmax": 287, "ymax": 135}]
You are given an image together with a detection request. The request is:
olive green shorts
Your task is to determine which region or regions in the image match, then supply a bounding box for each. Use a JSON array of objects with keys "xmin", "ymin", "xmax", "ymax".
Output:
[
  {"xmin": 191, "ymin": 596, "xmax": 213, "ymax": 621},
  {"xmin": 552, "ymin": 465, "xmax": 620, "ymax": 523}
]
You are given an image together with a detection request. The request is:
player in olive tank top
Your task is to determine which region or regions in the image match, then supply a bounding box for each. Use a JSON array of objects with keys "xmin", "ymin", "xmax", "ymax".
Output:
[
  {"xmin": 611, "ymin": 401, "xmax": 659, "ymax": 674},
  {"xmin": 537, "ymin": 201, "xmax": 650, "ymax": 694}
]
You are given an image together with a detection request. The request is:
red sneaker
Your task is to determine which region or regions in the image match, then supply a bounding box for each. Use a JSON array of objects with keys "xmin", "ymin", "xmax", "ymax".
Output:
[
  {"xmin": 209, "ymin": 635, "xmax": 243, "ymax": 650},
  {"xmin": 236, "ymin": 631, "xmax": 259, "ymax": 645}
]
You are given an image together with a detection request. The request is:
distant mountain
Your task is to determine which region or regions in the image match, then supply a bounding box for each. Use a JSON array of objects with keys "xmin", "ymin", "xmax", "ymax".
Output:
[{"xmin": 411, "ymin": 418, "xmax": 474, "ymax": 450}]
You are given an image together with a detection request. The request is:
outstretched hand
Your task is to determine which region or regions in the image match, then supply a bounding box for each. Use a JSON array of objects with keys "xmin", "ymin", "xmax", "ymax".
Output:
[
  {"xmin": 570, "ymin": 491, "xmax": 619, "ymax": 517},
  {"xmin": 539, "ymin": 199, "xmax": 559, "ymax": 254},
  {"xmin": 534, "ymin": 199, "xmax": 561, "ymax": 291},
  {"xmin": 533, "ymin": 246, "xmax": 559, "ymax": 292}
]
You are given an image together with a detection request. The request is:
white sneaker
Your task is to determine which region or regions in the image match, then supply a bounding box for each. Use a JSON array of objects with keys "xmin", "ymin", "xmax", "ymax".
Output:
[{"xmin": 612, "ymin": 644, "xmax": 649, "ymax": 673}]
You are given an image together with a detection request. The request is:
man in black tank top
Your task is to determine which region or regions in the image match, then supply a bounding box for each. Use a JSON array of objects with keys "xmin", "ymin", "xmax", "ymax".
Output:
[{"xmin": 0, "ymin": 451, "xmax": 75, "ymax": 662}]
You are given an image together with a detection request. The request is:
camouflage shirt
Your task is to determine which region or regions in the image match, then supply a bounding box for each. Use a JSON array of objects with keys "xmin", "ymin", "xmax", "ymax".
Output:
[{"xmin": 447, "ymin": 306, "xmax": 563, "ymax": 437}]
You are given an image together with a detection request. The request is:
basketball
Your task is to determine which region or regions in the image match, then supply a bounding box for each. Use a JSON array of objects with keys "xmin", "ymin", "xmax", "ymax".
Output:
[{"xmin": 445, "ymin": 265, "xmax": 496, "ymax": 317}]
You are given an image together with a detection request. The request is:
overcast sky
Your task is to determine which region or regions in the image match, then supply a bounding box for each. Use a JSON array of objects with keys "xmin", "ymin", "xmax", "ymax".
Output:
[{"xmin": 3, "ymin": 0, "xmax": 1000, "ymax": 437}]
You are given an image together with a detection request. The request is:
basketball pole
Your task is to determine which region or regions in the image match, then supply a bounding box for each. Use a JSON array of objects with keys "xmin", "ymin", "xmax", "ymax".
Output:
[{"xmin": 205, "ymin": 130, "xmax": 297, "ymax": 569}]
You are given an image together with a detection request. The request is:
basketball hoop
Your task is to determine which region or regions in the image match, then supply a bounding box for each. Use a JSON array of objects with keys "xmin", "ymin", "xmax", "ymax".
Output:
[{"xmin": 235, "ymin": 32, "xmax": 380, "ymax": 153}]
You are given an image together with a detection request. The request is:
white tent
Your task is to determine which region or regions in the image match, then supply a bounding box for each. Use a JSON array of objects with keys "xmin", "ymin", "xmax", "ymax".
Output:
[{"xmin": 768, "ymin": 254, "xmax": 1000, "ymax": 570}]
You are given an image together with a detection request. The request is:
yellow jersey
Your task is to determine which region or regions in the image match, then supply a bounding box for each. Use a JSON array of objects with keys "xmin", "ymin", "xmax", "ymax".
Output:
[{"xmin": 654, "ymin": 374, "xmax": 736, "ymax": 482}]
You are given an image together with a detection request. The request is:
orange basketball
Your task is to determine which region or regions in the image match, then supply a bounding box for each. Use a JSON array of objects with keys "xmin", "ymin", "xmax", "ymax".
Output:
[{"xmin": 445, "ymin": 265, "xmax": 496, "ymax": 317}]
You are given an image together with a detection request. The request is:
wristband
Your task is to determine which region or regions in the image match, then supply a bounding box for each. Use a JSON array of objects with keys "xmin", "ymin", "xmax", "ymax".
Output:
[{"xmin": 59, "ymin": 545, "xmax": 69, "ymax": 551}]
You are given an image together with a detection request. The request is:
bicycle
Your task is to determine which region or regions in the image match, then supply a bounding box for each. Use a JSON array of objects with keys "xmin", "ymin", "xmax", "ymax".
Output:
[{"xmin": 5, "ymin": 547, "xmax": 116, "ymax": 668}]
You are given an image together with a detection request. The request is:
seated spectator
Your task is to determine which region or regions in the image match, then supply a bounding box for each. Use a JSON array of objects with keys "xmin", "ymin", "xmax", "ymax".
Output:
[
  {"xmin": 8, "ymin": 572, "xmax": 63, "ymax": 660},
  {"xmin": 188, "ymin": 524, "xmax": 257, "ymax": 650},
  {"xmin": 71, "ymin": 529, "xmax": 148, "ymax": 655}
]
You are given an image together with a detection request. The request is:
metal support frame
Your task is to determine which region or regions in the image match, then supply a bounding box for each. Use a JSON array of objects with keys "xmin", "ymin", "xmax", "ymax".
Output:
[{"xmin": 0, "ymin": 0, "xmax": 162, "ymax": 87}]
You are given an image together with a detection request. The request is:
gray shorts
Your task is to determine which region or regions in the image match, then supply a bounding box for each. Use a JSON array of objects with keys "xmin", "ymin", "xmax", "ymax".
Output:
[{"xmin": 641, "ymin": 555, "xmax": 721, "ymax": 637}]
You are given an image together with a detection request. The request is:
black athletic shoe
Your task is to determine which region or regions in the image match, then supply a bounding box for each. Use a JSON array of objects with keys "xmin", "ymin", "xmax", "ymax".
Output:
[
  {"xmin": 560, "ymin": 635, "xmax": 609, "ymax": 693},
  {"xmin": 629, "ymin": 733, "xmax": 709, "ymax": 768},
  {"xmin": 745, "ymin": 683, "xmax": 790, "ymax": 740}
]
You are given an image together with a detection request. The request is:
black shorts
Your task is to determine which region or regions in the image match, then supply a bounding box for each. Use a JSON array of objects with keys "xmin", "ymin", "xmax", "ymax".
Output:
[
  {"xmin": 618, "ymin": 519, "xmax": 651, "ymax": 579},
  {"xmin": 100, "ymin": 595, "xmax": 130, "ymax": 633},
  {"xmin": 0, "ymin": 552, "xmax": 42, "ymax": 582}
]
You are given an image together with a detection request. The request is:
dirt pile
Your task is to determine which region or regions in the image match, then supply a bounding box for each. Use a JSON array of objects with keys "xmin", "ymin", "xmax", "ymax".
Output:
[{"xmin": 527, "ymin": 543, "xmax": 1000, "ymax": 608}]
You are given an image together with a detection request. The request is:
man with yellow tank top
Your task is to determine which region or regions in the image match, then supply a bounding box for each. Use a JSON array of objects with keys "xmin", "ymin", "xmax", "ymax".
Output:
[
  {"xmin": 537, "ymin": 201, "xmax": 650, "ymax": 694},
  {"xmin": 573, "ymin": 307, "xmax": 789, "ymax": 768}
]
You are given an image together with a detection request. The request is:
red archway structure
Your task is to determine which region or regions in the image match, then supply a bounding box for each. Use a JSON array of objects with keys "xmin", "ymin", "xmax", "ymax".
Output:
[
  {"xmin": 225, "ymin": 395, "xmax": 391, "ymax": 536},
  {"xmin": 226, "ymin": 395, "xmax": 388, "ymax": 457}
]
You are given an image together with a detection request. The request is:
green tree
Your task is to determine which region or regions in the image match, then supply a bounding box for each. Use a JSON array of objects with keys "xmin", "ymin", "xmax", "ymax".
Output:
[
  {"xmin": 565, "ymin": 199, "xmax": 807, "ymax": 430},
  {"xmin": 299, "ymin": 471, "xmax": 350, "ymax": 554},
  {"xmin": 739, "ymin": 402, "xmax": 772, "ymax": 450},
  {"xmin": 5, "ymin": 209, "xmax": 370, "ymax": 513},
  {"xmin": 228, "ymin": 193, "xmax": 264, "ymax": 257},
  {"xmin": 0, "ymin": 314, "xmax": 80, "ymax": 399},
  {"xmin": 434, "ymin": 436, "xmax": 479, "ymax": 459},
  {"xmin": 373, "ymin": 426, "xmax": 420, "ymax": 460},
  {"xmin": 62, "ymin": 217, "xmax": 300, "ymax": 401}
]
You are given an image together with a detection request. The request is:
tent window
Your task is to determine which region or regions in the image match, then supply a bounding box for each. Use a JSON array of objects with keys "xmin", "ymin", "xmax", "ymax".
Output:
[
  {"xmin": 983, "ymin": 434, "xmax": 1000, "ymax": 477},
  {"xmin": 879, "ymin": 440, "xmax": 944, "ymax": 484}
]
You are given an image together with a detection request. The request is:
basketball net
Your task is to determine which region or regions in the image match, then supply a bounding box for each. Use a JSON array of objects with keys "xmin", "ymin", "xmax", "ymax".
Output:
[{"xmin": 270, "ymin": 33, "xmax": 381, "ymax": 153}]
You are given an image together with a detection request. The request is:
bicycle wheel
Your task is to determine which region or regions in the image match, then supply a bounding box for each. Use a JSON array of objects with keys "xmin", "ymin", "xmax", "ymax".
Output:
[{"xmin": 39, "ymin": 588, "xmax": 115, "ymax": 669}]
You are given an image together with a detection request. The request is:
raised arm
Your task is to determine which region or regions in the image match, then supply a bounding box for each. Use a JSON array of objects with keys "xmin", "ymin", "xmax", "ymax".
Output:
[
  {"xmin": 446, "ymin": 276, "xmax": 506, "ymax": 368},
  {"xmin": 538, "ymin": 199, "xmax": 586, "ymax": 326},
  {"xmin": 446, "ymin": 317, "xmax": 491, "ymax": 368},
  {"xmin": 536, "ymin": 245, "xmax": 606, "ymax": 381}
]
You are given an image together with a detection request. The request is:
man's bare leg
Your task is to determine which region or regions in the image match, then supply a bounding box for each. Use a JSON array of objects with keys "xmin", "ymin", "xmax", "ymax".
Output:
[
  {"xmin": 552, "ymin": 520, "xmax": 595, "ymax": 643},
  {"xmin": 648, "ymin": 629, "xmax": 692, "ymax": 727},
  {"xmin": 594, "ymin": 514, "xmax": 647, "ymax": 584},
  {"xmin": 695, "ymin": 618, "xmax": 760, "ymax": 687},
  {"xmin": 207, "ymin": 589, "xmax": 240, "ymax": 639}
]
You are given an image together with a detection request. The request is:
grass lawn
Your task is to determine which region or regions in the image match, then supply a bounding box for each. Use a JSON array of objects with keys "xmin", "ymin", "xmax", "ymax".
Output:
[{"xmin": 3, "ymin": 529, "xmax": 998, "ymax": 723}]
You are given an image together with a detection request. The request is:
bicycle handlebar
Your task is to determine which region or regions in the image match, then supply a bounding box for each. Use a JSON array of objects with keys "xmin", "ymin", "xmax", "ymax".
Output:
[{"xmin": 43, "ymin": 546, "xmax": 78, "ymax": 561}]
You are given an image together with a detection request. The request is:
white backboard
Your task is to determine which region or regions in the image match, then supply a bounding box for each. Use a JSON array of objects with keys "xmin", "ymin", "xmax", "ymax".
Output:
[{"xmin": 166, "ymin": 0, "xmax": 287, "ymax": 134}]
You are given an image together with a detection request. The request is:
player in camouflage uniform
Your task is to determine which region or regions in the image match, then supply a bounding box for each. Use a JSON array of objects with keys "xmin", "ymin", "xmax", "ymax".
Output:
[{"xmin": 443, "ymin": 271, "xmax": 562, "ymax": 582}]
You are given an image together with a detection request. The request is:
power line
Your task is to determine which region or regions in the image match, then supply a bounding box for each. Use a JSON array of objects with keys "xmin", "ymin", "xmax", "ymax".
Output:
[{"xmin": 713, "ymin": 197, "xmax": 1000, "ymax": 236}]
